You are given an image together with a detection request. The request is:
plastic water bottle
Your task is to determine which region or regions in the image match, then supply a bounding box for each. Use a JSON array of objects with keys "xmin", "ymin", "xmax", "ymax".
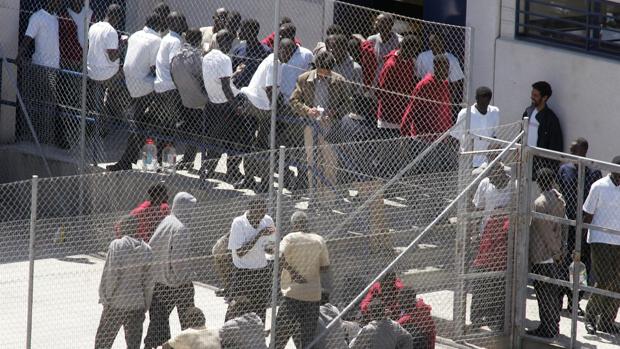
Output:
[
  {"xmin": 569, "ymin": 260, "xmax": 587, "ymax": 286},
  {"xmin": 161, "ymin": 144, "xmax": 177, "ymax": 174},
  {"xmin": 141, "ymin": 139, "xmax": 158, "ymax": 172}
]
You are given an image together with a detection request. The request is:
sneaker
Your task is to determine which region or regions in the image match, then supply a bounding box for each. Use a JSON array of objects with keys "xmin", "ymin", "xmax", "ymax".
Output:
[{"xmin": 106, "ymin": 162, "xmax": 132, "ymax": 172}]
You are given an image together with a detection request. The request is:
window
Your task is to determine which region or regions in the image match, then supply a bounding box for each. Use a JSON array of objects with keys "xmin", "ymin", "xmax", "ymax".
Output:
[{"xmin": 516, "ymin": 0, "xmax": 620, "ymax": 58}]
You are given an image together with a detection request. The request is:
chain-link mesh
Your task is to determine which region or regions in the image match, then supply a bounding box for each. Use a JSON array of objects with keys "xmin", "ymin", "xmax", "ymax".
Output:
[{"xmin": 521, "ymin": 149, "xmax": 620, "ymax": 348}]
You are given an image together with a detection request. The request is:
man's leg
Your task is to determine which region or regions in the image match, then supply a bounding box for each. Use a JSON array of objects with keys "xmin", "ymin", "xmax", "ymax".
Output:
[
  {"xmin": 298, "ymin": 300, "xmax": 320, "ymax": 348},
  {"xmin": 144, "ymin": 283, "xmax": 175, "ymax": 348},
  {"xmin": 598, "ymin": 244, "xmax": 620, "ymax": 328},
  {"xmin": 203, "ymin": 103, "xmax": 227, "ymax": 174},
  {"xmin": 176, "ymin": 282, "xmax": 197, "ymax": 330},
  {"xmin": 275, "ymin": 297, "xmax": 299, "ymax": 349},
  {"xmin": 94, "ymin": 306, "xmax": 124, "ymax": 349},
  {"xmin": 110, "ymin": 94, "xmax": 153, "ymax": 170},
  {"xmin": 243, "ymin": 106, "xmax": 271, "ymax": 190},
  {"xmin": 179, "ymin": 107, "xmax": 202, "ymax": 168},
  {"xmin": 586, "ymin": 243, "xmax": 608, "ymax": 330},
  {"xmin": 532, "ymin": 264, "xmax": 562, "ymax": 335},
  {"xmin": 122, "ymin": 309, "xmax": 146, "ymax": 349}
]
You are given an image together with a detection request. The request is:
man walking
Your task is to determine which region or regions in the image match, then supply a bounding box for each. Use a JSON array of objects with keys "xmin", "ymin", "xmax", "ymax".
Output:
[
  {"xmin": 527, "ymin": 168, "xmax": 566, "ymax": 338},
  {"xmin": 144, "ymin": 192, "xmax": 198, "ymax": 348},
  {"xmin": 95, "ymin": 215, "xmax": 153, "ymax": 349},
  {"xmin": 366, "ymin": 13, "xmax": 402, "ymax": 85},
  {"xmin": 274, "ymin": 211, "xmax": 331, "ymax": 349},
  {"xmin": 583, "ymin": 156, "xmax": 620, "ymax": 335}
]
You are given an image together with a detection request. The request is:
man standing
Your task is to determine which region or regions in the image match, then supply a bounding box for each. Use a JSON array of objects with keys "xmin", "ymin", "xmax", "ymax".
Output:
[
  {"xmin": 401, "ymin": 55, "xmax": 452, "ymax": 140},
  {"xmin": 226, "ymin": 198, "xmax": 275, "ymax": 323},
  {"xmin": 558, "ymin": 138, "xmax": 602, "ymax": 313},
  {"xmin": 202, "ymin": 29, "xmax": 243, "ymax": 182},
  {"xmin": 87, "ymin": 4, "xmax": 123, "ymax": 133},
  {"xmin": 366, "ymin": 13, "xmax": 402, "ymax": 85},
  {"xmin": 107, "ymin": 13, "xmax": 163, "ymax": 171},
  {"xmin": 116, "ymin": 183, "xmax": 170, "ymax": 242},
  {"xmin": 523, "ymin": 81, "xmax": 564, "ymax": 173},
  {"xmin": 278, "ymin": 23, "xmax": 314, "ymax": 101},
  {"xmin": 451, "ymin": 86, "xmax": 501, "ymax": 169},
  {"xmin": 231, "ymin": 19, "xmax": 273, "ymax": 89},
  {"xmin": 144, "ymin": 192, "xmax": 198, "ymax": 348},
  {"xmin": 527, "ymin": 168, "xmax": 566, "ymax": 338},
  {"xmin": 18, "ymin": 0, "xmax": 64, "ymax": 147},
  {"xmin": 201, "ymin": 7, "xmax": 228, "ymax": 52},
  {"xmin": 583, "ymin": 156, "xmax": 620, "ymax": 335},
  {"xmin": 275, "ymin": 211, "xmax": 331, "ymax": 349},
  {"xmin": 415, "ymin": 34, "xmax": 464, "ymax": 84},
  {"xmin": 95, "ymin": 215, "xmax": 153, "ymax": 349},
  {"xmin": 59, "ymin": 0, "xmax": 93, "ymax": 70},
  {"xmin": 325, "ymin": 34, "xmax": 363, "ymax": 91},
  {"xmin": 171, "ymin": 28, "xmax": 209, "ymax": 171},
  {"xmin": 290, "ymin": 51, "xmax": 352, "ymax": 209},
  {"xmin": 153, "ymin": 12, "xmax": 187, "ymax": 156},
  {"xmin": 235, "ymin": 39, "xmax": 296, "ymax": 193}
]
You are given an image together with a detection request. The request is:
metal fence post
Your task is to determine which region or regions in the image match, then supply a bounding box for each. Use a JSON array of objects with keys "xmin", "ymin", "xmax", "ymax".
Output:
[
  {"xmin": 269, "ymin": 146, "xmax": 286, "ymax": 349},
  {"xmin": 26, "ymin": 175, "xmax": 39, "ymax": 349},
  {"xmin": 512, "ymin": 117, "xmax": 530, "ymax": 349},
  {"xmin": 569, "ymin": 162, "xmax": 586, "ymax": 348},
  {"xmin": 79, "ymin": 0, "xmax": 90, "ymax": 174},
  {"xmin": 269, "ymin": 0, "xmax": 282, "ymax": 213}
]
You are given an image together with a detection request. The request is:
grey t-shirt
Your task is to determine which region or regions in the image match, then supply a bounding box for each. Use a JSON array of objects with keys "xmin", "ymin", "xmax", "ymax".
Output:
[
  {"xmin": 349, "ymin": 319, "xmax": 413, "ymax": 349},
  {"xmin": 171, "ymin": 43, "xmax": 209, "ymax": 109},
  {"xmin": 219, "ymin": 313, "xmax": 267, "ymax": 349}
]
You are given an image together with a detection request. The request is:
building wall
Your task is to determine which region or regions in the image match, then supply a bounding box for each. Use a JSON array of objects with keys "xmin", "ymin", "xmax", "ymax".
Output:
[
  {"xmin": 468, "ymin": 0, "xmax": 620, "ymax": 162},
  {"xmin": 0, "ymin": 0, "xmax": 20, "ymax": 144}
]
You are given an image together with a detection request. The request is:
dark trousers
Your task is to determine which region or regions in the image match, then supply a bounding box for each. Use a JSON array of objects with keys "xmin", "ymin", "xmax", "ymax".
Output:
[
  {"xmin": 532, "ymin": 263, "xmax": 563, "ymax": 334},
  {"xmin": 586, "ymin": 243, "xmax": 620, "ymax": 326},
  {"xmin": 94, "ymin": 306, "xmax": 145, "ymax": 349},
  {"xmin": 275, "ymin": 297, "xmax": 320, "ymax": 349},
  {"xmin": 225, "ymin": 267, "xmax": 271, "ymax": 323},
  {"xmin": 117, "ymin": 93, "xmax": 155, "ymax": 165},
  {"xmin": 470, "ymin": 267, "xmax": 505, "ymax": 329},
  {"xmin": 179, "ymin": 106, "xmax": 205, "ymax": 164},
  {"xmin": 143, "ymin": 282, "xmax": 195, "ymax": 348},
  {"xmin": 152, "ymin": 90, "xmax": 183, "ymax": 156}
]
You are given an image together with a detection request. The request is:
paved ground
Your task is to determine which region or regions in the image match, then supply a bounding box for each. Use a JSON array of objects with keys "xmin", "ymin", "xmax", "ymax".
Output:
[{"xmin": 3, "ymin": 255, "xmax": 619, "ymax": 348}]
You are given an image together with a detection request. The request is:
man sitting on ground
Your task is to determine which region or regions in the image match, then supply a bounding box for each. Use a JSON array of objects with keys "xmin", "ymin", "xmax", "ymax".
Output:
[
  {"xmin": 349, "ymin": 298, "xmax": 412, "ymax": 349},
  {"xmin": 163, "ymin": 307, "xmax": 221, "ymax": 349}
]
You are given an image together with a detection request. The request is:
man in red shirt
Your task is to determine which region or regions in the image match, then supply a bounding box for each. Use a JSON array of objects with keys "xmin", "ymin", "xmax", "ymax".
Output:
[
  {"xmin": 376, "ymin": 35, "xmax": 421, "ymax": 139},
  {"xmin": 261, "ymin": 16, "xmax": 301, "ymax": 49},
  {"xmin": 397, "ymin": 288, "xmax": 436, "ymax": 349},
  {"xmin": 400, "ymin": 55, "xmax": 452, "ymax": 140},
  {"xmin": 117, "ymin": 183, "xmax": 170, "ymax": 242}
]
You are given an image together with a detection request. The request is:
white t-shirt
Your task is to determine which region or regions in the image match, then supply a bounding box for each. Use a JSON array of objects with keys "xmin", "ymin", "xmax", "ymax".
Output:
[
  {"xmin": 451, "ymin": 104, "xmax": 501, "ymax": 168},
  {"xmin": 25, "ymin": 9, "xmax": 60, "ymax": 69},
  {"xmin": 167, "ymin": 327, "xmax": 221, "ymax": 349},
  {"xmin": 281, "ymin": 46, "xmax": 314, "ymax": 100},
  {"xmin": 68, "ymin": 6, "xmax": 93, "ymax": 48},
  {"xmin": 200, "ymin": 26, "xmax": 215, "ymax": 52},
  {"xmin": 583, "ymin": 176, "xmax": 620, "ymax": 245},
  {"xmin": 415, "ymin": 50, "xmax": 464, "ymax": 82},
  {"xmin": 228, "ymin": 213, "xmax": 275, "ymax": 269},
  {"xmin": 527, "ymin": 109, "xmax": 540, "ymax": 147},
  {"xmin": 202, "ymin": 49, "xmax": 239, "ymax": 104},
  {"xmin": 123, "ymin": 27, "xmax": 161, "ymax": 98},
  {"xmin": 473, "ymin": 177, "xmax": 514, "ymax": 229},
  {"xmin": 155, "ymin": 31, "xmax": 184, "ymax": 93},
  {"xmin": 241, "ymin": 53, "xmax": 282, "ymax": 111},
  {"xmin": 87, "ymin": 21, "xmax": 119, "ymax": 81}
]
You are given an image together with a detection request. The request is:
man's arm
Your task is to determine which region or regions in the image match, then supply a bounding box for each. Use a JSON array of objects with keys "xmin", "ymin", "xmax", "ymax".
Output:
[
  {"xmin": 17, "ymin": 36, "xmax": 34, "ymax": 64},
  {"xmin": 583, "ymin": 212, "xmax": 594, "ymax": 224},
  {"xmin": 236, "ymin": 226, "xmax": 274, "ymax": 257},
  {"xmin": 106, "ymin": 49, "xmax": 120, "ymax": 62},
  {"xmin": 221, "ymin": 77, "xmax": 236, "ymax": 102},
  {"xmin": 280, "ymin": 256, "xmax": 307, "ymax": 284}
]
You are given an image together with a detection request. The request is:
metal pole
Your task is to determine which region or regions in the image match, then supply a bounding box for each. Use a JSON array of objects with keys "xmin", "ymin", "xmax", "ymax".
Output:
[
  {"xmin": 269, "ymin": 146, "xmax": 285, "ymax": 349},
  {"xmin": 512, "ymin": 117, "xmax": 531, "ymax": 349},
  {"xmin": 26, "ymin": 175, "xmax": 39, "ymax": 349},
  {"xmin": 453, "ymin": 26, "xmax": 474, "ymax": 338},
  {"xmin": 570, "ymin": 162, "xmax": 586, "ymax": 348},
  {"xmin": 268, "ymin": 0, "xmax": 282, "ymax": 213},
  {"xmin": 79, "ymin": 0, "xmax": 90, "ymax": 174},
  {"xmin": 308, "ymin": 131, "xmax": 524, "ymax": 349}
]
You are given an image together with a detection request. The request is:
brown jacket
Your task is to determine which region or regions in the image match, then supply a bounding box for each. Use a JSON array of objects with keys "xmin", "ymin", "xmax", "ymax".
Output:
[
  {"xmin": 289, "ymin": 70, "xmax": 352, "ymax": 120},
  {"xmin": 529, "ymin": 189, "xmax": 567, "ymax": 265}
]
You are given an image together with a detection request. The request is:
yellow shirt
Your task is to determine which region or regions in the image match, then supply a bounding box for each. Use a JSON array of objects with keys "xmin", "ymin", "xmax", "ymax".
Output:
[{"xmin": 280, "ymin": 232, "xmax": 330, "ymax": 302}]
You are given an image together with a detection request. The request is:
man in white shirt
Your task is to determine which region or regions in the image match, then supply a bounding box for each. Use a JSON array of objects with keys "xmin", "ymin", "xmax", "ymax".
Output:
[
  {"xmin": 201, "ymin": 29, "xmax": 242, "ymax": 182},
  {"xmin": 153, "ymin": 12, "xmax": 187, "ymax": 157},
  {"xmin": 226, "ymin": 198, "xmax": 276, "ymax": 323},
  {"xmin": 274, "ymin": 211, "xmax": 330, "ymax": 349},
  {"xmin": 234, "ymin": 39, "xmax": 296, "ymax": 193},
  {"xmin": 107, "ymin": 14, "xmax": 163, "ymax": 171},
  {"xmin": 416, "ymin": 34, "xmax": 464, "ymax": 83},
  {"xmin": 18, "ymin": 0, "xmax": 63, "ymax": 147},
  {"xmin": 366, "ymin": 13, "xmax": 402, "ymax": 86},
  {"xmin": 87, "ymin": 4, "xmax": 123, "ymax": 153},
  {"xmin": 163, "ymin": 307, "xmax": 221, "ymax": 349},
  {"xmin": 583, "ymin": 156, "xmax": 620, "ymax": 335},
  {"xmin": 200, "ymin": 7, "xmax": 228, "ymax": 52},
  {"xmin": 451, "ymin": 86, "xmax": 501, "ymax": 168}
]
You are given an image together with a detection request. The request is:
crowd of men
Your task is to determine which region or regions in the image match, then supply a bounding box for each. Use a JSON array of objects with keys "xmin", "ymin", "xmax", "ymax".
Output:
[{"xmin": 18, "ymin": 0, "xmax": 620, "ymax": 346}]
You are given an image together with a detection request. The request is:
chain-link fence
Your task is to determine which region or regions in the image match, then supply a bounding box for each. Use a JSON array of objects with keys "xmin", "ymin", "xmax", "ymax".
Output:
[{"xmin": 514, "ymin": 145, "xmax": 620, "ymax": 349}]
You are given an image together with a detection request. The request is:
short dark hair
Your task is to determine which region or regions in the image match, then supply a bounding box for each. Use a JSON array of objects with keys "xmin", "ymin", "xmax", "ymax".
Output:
[
  {"xmin": 185, "ymin": 307, "xmax": 206, "ymax": 328},
  {"xmin": 215, "ymin": 29, "xmax": 235, "ymax": 48},
  {"xmin": 315, "ymin": 51, "xmax": 336, "ymax": 70},
  {"xmin": 280, "ymin": 16, "xmax": 293, "ymax": 25},
  {"xmin": 185, "ymin": 28, "xmax": 203, "ymax": 47},
  {"xmin": 326, "ymin": 24, "xmax": 344, "ymax": 36},
  {"xmin": 148, "ymin": 183, "xmax": 168, "ymax": 202},
  {"xmin": 532, "ymin": 81, "xmax": 552, "ymax": 99},
  {"xmin": 537, "ymin": 168, "xmax": 556, "ymax": 189},
  {"xmin": 118, "ymin": 214, "xmax": 139, "ymax": 238},
  {"xmin": 476, "ymin": 86, "xmax": 493, "ymax": 98},
  {"xmin": 145, "ymin": 13, "xmax": 162, "ymax": 31},
  {"xmin": 240, "ymin": 18, "xmax": 260, "ymax": 38},
  {"xmin": 106, "ymin": 3, "xmax": 123, "ymax": 20},
  {"xmin": 612, "ymin": 155, "xmax": 620, "ymax": 165},
  {"xmin": 574, "ymin": 137, "xmax": 589, "ymax": 152},
  {"xmin": 280, "ymin": 22, "xmax": 297, "ymax": 39},
  {"xmin": 400, "ymin": 35, "xmax": 420, "ymax": 52},
  {"xmin": 247, "ymin": 198, "xmax": 266, "ymax": 210}
]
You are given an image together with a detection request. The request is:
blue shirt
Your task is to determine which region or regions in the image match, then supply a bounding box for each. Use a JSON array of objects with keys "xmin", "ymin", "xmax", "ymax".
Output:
[
  {"xmin": 231, "ymin": 41, "xmax": 272, "ymax": 88},
  {"xmin": 558, "ymin": 163, "xmax": 602, "ymax": 219}
]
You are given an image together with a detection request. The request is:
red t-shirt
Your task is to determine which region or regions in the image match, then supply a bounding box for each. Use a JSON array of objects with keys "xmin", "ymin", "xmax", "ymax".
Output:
[
  {"xmin": 400, "ymin": 73, "xmax": 452, "ymax": 140},
  {"xmin": 58, "ymin": 10, "xmax": 94, "ymax": 68},
  {"xmin": 116, "ymin": 201, "xmax": 170, "ymax": 242},
  {"xmin": 376, "ymin": 50, "xmax": 417, "ymax": 127},
  {"xmin": 360, "ymin": 278, "xmax": 404, "ymax": 316},
  {"xmin": 397, "ymin": 298, "xmax": 437, "ymax": 349},
  {"xmin": 473, "ymin": 215, "xmax": 510, "ymax": 271},
  {"xmin": 360, "ymin": 40, "xmax": 378, "ymax": 87},
  {"xmin": 260, "ymin": 32, "xmax": 302, "ymax": 49}
]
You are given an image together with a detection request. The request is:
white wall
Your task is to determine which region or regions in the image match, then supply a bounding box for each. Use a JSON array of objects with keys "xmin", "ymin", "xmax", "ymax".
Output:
[{"xmin": 0, "ymin": 0, "xmax": 20, "ymax": 144}]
